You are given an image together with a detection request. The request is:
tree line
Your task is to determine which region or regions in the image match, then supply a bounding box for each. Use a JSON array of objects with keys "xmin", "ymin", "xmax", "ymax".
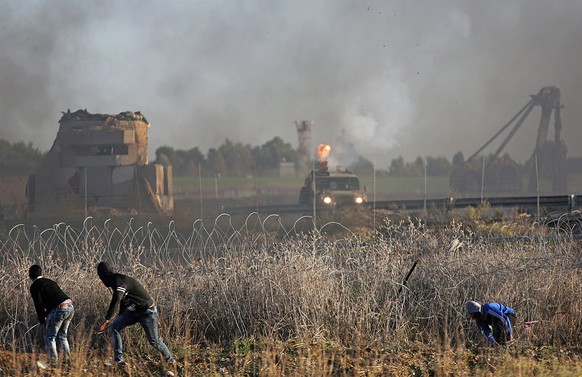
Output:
[
  {"xmin": 0, "ymin": 137, "xmax": 467, "ymax": 178},
  {"xmin": 8, "ymin": 137, "xmax": 581, "ymax": 178},
  {"xmin": 154, "ymin": 137, "xmax": 298, "ymax": 177},
  {"xmin": 154, "ymin": 138, "xmax": 463, "ymax": 178},
  {"xmin": 0, "ymin": 139, "xmax": 45, "ymax": 176}
]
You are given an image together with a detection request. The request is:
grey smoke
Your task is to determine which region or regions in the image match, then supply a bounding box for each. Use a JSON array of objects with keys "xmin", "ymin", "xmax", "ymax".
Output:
[{"xmin": 1, "ymin": 0, "xmax": 581, "ymax": 168}]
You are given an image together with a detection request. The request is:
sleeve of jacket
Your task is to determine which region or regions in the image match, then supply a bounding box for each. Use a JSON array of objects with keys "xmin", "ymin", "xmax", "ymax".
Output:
[
  {"xmin": 30, "ymin": 285, "xmax": 46, "ymax": 324},
  {"xmin": 105, "ymin": 286, "xmax": 126, "ymax": 320},
  {"xmin": 501, "ymin": 307, "xmax": 514, "ymax": 338}
]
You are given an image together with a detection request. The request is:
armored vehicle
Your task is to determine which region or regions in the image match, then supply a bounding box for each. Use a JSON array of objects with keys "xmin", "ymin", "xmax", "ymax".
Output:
[{"xmin": 299, "ymin": 166, "xmax": 367, "ymax": 207}]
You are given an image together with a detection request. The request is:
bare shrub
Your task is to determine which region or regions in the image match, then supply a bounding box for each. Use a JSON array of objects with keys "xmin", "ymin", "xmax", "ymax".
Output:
[{"xmin": 0, "ymin": 215, "xmax": 580, "ymax": 361}]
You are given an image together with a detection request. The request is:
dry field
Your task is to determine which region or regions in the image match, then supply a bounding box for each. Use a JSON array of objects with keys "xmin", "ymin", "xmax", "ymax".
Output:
[{"xmin": 0, "ymin": 213, "xmax": 580, "ymax": 376}]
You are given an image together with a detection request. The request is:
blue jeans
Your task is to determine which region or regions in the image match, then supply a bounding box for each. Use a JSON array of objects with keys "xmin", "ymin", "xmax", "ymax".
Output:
[
  {"xmin": 45, "ymin": 304, "xmax": 74, "ymax": 362},
  {"xmin": 109, "ymin": 306, "xmax": 173, "ymax": 363}
]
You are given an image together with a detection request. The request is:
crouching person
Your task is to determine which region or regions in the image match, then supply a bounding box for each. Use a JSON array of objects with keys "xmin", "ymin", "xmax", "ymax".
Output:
[
  {"xmin": 29, "ymin": 264, "xmax": 74, "ymax": 366},
  {"xmin": 466, "ymin": 300, "xmax": 516, "ymax": 345},
  {"xmin": 96, "ymin": 261, "xmax": 174, "ymax": 365}
]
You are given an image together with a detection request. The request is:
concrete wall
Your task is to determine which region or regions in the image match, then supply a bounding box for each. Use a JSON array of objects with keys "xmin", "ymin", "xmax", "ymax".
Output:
[{"xmin": 29, "ymin": 110, "xmax": 172, "ymax": 215}]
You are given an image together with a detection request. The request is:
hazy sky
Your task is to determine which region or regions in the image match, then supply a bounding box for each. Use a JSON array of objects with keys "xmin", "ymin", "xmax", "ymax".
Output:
[{"xmin": 1, "ymin": 0, "xmax": 581, "ymax": 169}]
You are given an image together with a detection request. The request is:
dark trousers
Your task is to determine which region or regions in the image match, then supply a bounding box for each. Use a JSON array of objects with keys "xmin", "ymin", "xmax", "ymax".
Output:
[{"xmin": 492, "ymin": 313, "xmax": 516, "ymax": 344}]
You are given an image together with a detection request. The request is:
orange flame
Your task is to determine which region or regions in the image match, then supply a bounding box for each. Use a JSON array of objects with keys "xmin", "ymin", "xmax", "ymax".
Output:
[{"xmin": 316, "ymin": 144, "xmax": 331, "ymax": 160}]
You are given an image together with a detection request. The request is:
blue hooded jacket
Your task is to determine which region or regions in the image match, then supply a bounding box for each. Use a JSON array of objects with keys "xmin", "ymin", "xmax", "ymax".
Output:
[{"xmin": 476, "ymin": 302, "xmax": 516, "ymax": 342}]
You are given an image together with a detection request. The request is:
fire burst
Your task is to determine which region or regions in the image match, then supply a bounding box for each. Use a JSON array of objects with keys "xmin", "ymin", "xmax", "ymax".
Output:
[{"xmin": 316, "ymin": 144, "xmax": 331, "ymax": 160}]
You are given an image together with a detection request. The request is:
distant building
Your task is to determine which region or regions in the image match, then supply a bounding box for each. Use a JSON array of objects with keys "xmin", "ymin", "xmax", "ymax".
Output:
[
  {"xmin": 28, "ymin": 109, "xmax": 173, "ymax": 215},
  {"xmin": 278, "ymin": 161, "xmax": 296, "ymax": 177}
]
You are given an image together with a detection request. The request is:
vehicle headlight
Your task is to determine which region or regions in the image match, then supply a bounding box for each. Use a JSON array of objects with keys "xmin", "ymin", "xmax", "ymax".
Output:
[
  {"xmin": 355, "ymin": 196, "xmax": 364, "ymax": 204},
  {"xmin": 323, "ymin": 196, "xmax": 333, "ymax": 204}
]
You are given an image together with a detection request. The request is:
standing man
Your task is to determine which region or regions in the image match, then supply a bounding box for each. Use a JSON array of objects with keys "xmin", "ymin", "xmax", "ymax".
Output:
[
  {"xmin": 29, "ymin": 264, "xmax": 74, "ymax": 365},
  {"xmin": 466, "ymin": 300, "xmax": 516, "ymax": 345},
  {"xmin": 96, "ymin": 261, "xmax": 174, "ymax": 365}
]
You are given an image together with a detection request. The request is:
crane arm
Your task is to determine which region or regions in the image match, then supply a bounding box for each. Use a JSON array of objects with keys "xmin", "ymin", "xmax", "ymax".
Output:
[
  {"xmin": 466, "ymin": 99, "xmax": 535, "ymax": 164},
  {"xmin": 489, "ymin": 100, "xmax": 537, "ymax": 164}
]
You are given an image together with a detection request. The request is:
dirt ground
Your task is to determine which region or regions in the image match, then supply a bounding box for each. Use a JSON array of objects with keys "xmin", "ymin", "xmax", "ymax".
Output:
[{"xmin": 1, "ymin": 343, "xmax": 581, "ymax": 377}]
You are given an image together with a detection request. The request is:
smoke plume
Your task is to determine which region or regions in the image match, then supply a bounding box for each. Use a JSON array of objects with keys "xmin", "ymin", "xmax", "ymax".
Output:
[{"xmin": 1, "ymin": 1, "xmax": 581, "ymax": 169}]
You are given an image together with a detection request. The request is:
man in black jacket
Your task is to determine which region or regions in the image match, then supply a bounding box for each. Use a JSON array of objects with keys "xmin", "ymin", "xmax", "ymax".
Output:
[
  {"xmin": 96, "ymin": 261, "xmax": 174, "ymax": 365},
  {"xmin": 29, "ymin": 264, "xmax": 74, "ymax": 365}
]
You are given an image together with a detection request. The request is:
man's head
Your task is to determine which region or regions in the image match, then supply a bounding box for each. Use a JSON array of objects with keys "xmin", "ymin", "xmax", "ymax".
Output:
[
  {"xmin": 466, "ymin": 300, "xmax": 482, "ymax": 319},
  {"xmin": 28, "ymin": 264, "xmax": 42, "ymax": 280},
  {"xmin": 97, "ymin": 261, "xmax": 115, "ymax": 287}
]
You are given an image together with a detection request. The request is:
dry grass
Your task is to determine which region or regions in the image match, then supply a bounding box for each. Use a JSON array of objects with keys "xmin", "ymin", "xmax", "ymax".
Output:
[{"xmin": 0, "ymin": 214, "xmax": 580, "ymax": 376}]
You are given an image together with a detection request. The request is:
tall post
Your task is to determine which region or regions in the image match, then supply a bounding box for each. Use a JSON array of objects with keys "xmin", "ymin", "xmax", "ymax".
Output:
[
  {"xmin": 480, "ymin": 156, "xmax": 486, "ymax": 203},
  {"xmin": 373, "ymin": 156, "xmax": 376, "ymax": 230},
  {"xmin": 312, "ymin": 161, "xmax": 316, "ymax": 230},
  {"xmin": 84, "ymin": 166, "xmax": 87, "ymax": 220},
  {"xmin": 296, "ymin": 120, "xmax": 313, "ymax": 177},
  {"xmin": 198, "ymin": 164, "xmax": 203, "ymax": 220},
  {"xmin": 214, "ymin": 173, "xmax": 219, "ymax": 199},
  {"xmin": 423, "ymin": 157, "xmax": 427, "ymax": 218},
  {"xmin": 534, "ymin": 152, "xmax": 540, "ymax": 219}
]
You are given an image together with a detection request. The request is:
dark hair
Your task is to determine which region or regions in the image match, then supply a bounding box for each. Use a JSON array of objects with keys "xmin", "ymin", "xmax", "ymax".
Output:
[{"xmin": 29, "ymin": 264, "xmax": 42, "ymax": 280}]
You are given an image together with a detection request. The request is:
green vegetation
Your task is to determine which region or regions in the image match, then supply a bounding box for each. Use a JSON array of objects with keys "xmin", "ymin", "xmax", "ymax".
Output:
[
  {"xmin": 173, "ymin": 175, "xmax": 304, "ymax": 194},
  {"xmin": 0, "ymin": 139, "xmax": 44, "ymax": 176},
  {"xmin": 2, "ymin": 136, "xmax": 581, "ymax": 198},
  {"xmin": 156, "ymin": 137, "xmax": 298, "ymax": 177},
  {"xmin": 173, "ymin": 174, "xmax": 581, "ymax": 202}
]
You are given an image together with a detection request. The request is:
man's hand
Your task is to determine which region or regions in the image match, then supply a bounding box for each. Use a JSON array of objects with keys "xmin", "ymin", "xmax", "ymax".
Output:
[{"xmin": 97, "ymin": 320, "xmax": 110, "ymax": 333}]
